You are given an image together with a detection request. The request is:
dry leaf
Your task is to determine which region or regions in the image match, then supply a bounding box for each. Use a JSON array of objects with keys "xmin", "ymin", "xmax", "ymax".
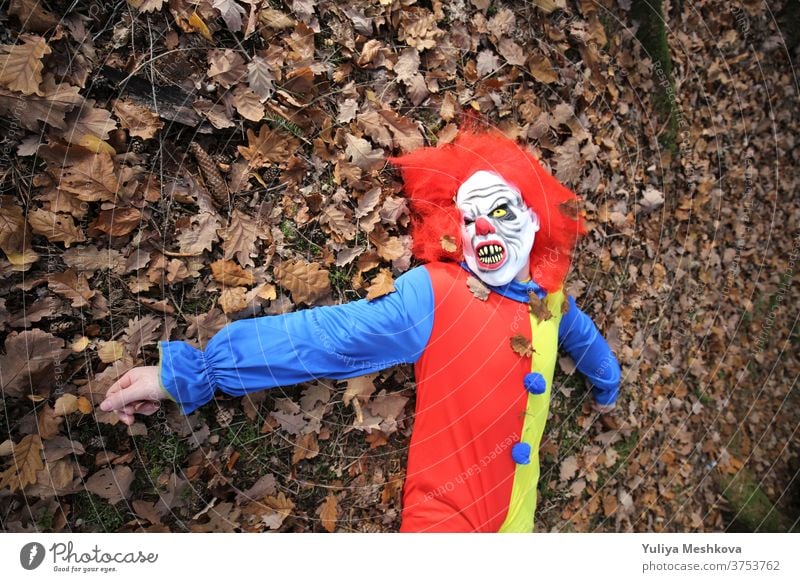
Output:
[
  {"xmin": 55, "ymin": 153, "xmax": 119, "ymax": 202},
  {"xmin": 366, "ymin": 268, "xmax": 395, "ymax": 300},
  {"xmin": 0, "ymin": 434, "xmax": 44, "ymax": 492},
  {"xmin": 0, "ymin": 35, "xmax": 50, "ymax": 95},
  {"xmin": 292, "ymin": 432, "xmax": 319, "ymax": 465},
  {"xmin": 85, "ymin": 466, "xmax": 134, "ymax": 504},
  {"xmin": 53, "ymin": 394, "xmax": 79, "ymax": 416},
  {"xmin": 27, "ymin": 208, "xmax": 86, "ymax": 248},
  {"xmin": 112, "ymin": 98, "xmax": 164, "ymax": 139},
  {"xmin": 510, "ymin": 334, "xmax": 534, "ymax": 358},
  {"xmin": 274, "ymin": 260, "xmax": 331, "ymax": 305},
  {"xmin": 98, "ymin": 340, "xmax": 125, "ymax": 363},
  {"xmin": 559, "ymin": 455, "xmax": 579, "ymax": 482},
  {"xmin": 211, "ymin": 259, "xmax": 255, "ymax": 287},
  {"xmin": 48, "ymin": 269, "xmax": 95, "ymax": 307},
  {"xmin": 528, "ymin": 293, "xmax": 553, "ymax": 322},
  {"xmin": 317, "ymin": 493, "xmax": 338, "ymax": 533},
  {"xmin": 466, "ymin": 276, "xmax": 490, "ymax": 301},
  {"xmin": 0, "ymin": 329, "xmax": 70, "ymax": 398},
  {"xmin": 238, "ymin": 125, "xmax": 299, "ymax": 168}
]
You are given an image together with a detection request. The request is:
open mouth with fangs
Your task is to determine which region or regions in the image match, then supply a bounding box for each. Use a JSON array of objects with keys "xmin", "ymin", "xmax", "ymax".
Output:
[{"xmin": 475, "ymin": 241, "xmax": 507, "ymax": 270}]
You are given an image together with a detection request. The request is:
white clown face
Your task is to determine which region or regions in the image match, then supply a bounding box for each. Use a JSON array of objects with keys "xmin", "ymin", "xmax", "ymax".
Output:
[{"xmin": 456, "ymin": 170, "xmax": 540, "ymax": 287}]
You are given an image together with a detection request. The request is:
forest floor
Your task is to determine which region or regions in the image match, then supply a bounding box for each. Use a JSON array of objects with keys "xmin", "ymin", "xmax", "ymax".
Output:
[{"xmin": 0, "ymin": 0, "xmax": 797, "ymax": 533}]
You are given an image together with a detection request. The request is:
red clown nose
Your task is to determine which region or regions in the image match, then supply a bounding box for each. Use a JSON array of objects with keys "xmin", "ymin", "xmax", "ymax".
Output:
[{"xmin": 474, "ymin": 216, "xmax": 495, "ymax": 236}]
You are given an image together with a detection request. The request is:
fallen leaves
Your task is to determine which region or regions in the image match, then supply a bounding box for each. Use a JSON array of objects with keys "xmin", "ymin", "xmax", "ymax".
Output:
[
  {"xmin": 238, "ymin": 125, "xmax": 300, "ymax": 168},
  {"xmin": 0, "ymin": 435, "xmax": 44, "ymax": 492},
  {"xmin": 274, "ymin": 259, "xmax": 330, "ymax": 305},
  {"xmin": 466, "ymin": 275, "xmax": 490, "ymax": 301},
  {"xmin": 85, "ymin": 466, "xmax": 134, "ymax": 504},
  {"xmin": 0, "ymin": 329, "xmax": 70, "ymax": 398},
  {"xmin": 317, "ymin": 493, "xmax": 338, "ymax": 533},
  {"xmin": 0, "ymin": 35, "xmax": 50, "ymax": 95},
  {"xmin": 366, "ymin": 269, "xmax": 395, "ymax": 300}
]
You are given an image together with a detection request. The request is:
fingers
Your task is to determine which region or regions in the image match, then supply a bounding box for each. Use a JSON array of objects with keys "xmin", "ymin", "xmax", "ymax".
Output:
[{"xmin": 100, "ymin": 379, "xmax": 152, "ymax": 412}]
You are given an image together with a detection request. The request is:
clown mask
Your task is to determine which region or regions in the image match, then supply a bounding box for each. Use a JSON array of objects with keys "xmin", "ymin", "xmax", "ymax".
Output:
[{"xmin": 456, "ymin": 170, "xmax": 540, "ymax": 287}]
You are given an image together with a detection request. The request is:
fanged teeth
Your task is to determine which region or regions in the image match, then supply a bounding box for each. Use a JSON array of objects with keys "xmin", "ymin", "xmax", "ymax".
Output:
[{"xmin": 478, "ymin": 244, "xmax": 504, "ymax": 264}]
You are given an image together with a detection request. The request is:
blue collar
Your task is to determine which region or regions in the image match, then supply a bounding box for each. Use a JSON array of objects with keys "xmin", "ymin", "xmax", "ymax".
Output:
[{"xmin": 458, "ymin": 261, "xmax": 546, "ymax": 303}]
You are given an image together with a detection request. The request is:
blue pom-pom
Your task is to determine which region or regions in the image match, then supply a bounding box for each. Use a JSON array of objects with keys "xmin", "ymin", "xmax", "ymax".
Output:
[
  {"xmin": 511, "ymin": 442, "xmax": 531, "ymax": 465},
  {"xmin": 523, "ymin": 372, "xmax": 547, "ymax": 394}
]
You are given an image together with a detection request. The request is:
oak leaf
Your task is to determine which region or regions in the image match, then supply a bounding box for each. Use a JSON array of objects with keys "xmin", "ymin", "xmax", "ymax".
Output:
[
  {"xmin": 317, "ymin": 493, "xmax": 338, "ymax": 533},
  {"xmin": 528, "ymin": 293, "xmax": 553, "ymax": 322},
  {"xmin": 85, "ymin": 465, "xmax": 134, "ymax": 504},
  {"xmin": 466, "ymin": 276, "xmax": 490, "ymax": 301},
  {"xmin": 274, "ymin": 260, "xmax": 331, "ymax": 305},
  {"xmin": 0, "ymin": 35, "xmax": 50, "ymax": 95},
  {"xmin": 56, "ymin": 153, "xmax": 119, "ymax": 202},
  {"xmin": 112, "ymin": 98, "xmax": 164, "ymax": 139},
  {"xmin": 510, "ymin": 334, "xmax": 534, "ymax": 358},
  {"xmin": 238, "ymin": 125, "xmax": 299, "ymax": 168},
  {"xmin": 366, "ymin": 268, "xmax": 395, "ymax": 301},
  {"xmin": 27, "ymin": 208, "xmax": 85, "ymax": 247},
  {"xmin": 48, "ymin": 269, "xmax": 95, "ymax": 307},
  {"xmin": 211, "ymin": 259, "xmax": 255, "ymax": 286},
  {"xmin": 0, "ymin": 434, "xmax": 44, "ymax": 492}
]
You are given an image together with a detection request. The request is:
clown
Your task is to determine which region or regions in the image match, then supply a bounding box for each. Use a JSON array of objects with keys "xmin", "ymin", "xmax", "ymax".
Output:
[{"xmin": 100, "ymin": 131, "xmax": 621, "ymax": 532}]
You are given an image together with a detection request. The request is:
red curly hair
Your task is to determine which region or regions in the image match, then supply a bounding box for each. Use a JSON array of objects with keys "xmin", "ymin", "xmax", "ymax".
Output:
[{"xmin": 388, "ymin": 130, "xmax": 586, "ymax": 293}]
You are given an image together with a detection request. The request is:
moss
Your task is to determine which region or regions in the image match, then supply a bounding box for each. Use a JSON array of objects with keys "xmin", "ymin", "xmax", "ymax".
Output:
[
  {"xmin": 72, "ymin": 491, "xmax": 126, "ymax": 532},
  {"xmin": 718, "ymin": 469, "xmax": 795, "ymax": 532},
  {"xmin": 131, "ymin": 431, "xmax": 191, "ymax": 493},
  {"xmin": 631, "ymin": 0, "xmax": 679, "ymax": 153}
]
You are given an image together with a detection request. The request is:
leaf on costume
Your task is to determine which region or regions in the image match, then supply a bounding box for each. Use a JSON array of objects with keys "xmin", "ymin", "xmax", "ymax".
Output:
[
  {"xmin": 510, "ymin": 334, "xmax": 534, "ymax": 358},
  {"xmin": 528, "ymin": 292, "xmax": 552, "ymax": 322},
  {"xmin": 366, "ymin": 268, "xmax": 395, "ymax": 301},
  {"xmin": 559, "ymin": 198, "xmax": 581, "ymax": 220},
  {"xmin": 466, "ymin": 276, "xmax": 490, "ymax": 301},
  {"xmin": 440, "ymin": 234, "xmax": 457, "ymax": 253},
  {"xmin": 561, "ymin": 298, "xmax": 570, "ymax": 314},
  {"xmin": 0, "ymin": 434, "xmax": 45, "ymax": 492},
  {"xmin": 274, "ymin": 260, "xmax": 331, "ymax": 305}
]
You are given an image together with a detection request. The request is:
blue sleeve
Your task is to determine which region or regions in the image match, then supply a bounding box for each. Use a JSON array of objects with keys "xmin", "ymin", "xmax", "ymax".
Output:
[
  {"xmin": 557, "ymin": 295, "xmax": 621, "ymax": 406},
  {"xmin": 158, "ymin": 266, "xmax": 435, "ymax": 415}
]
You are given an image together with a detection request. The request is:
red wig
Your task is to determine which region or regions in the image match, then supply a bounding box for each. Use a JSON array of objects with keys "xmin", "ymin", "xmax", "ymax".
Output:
[{"xmin": 388, "ymin": 130, "xmax": 586, "ymax": 293}]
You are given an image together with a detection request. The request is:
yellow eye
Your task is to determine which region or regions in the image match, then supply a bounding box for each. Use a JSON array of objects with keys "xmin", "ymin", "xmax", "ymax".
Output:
[{"xmin": 491, "ymin": 207, "xmax": 507, "ymax": 218}]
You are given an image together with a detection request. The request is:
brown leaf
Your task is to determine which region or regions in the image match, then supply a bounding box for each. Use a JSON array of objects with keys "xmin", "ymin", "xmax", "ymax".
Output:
[
  {"xmin": 317, "ymin": 493, "xmax": 338, "ymax": 533},
  {"xmin": 222, "ymin": 209, "xmax": 260, "ymax": 268},
  {"xmin": 378, "ymin": 109, "xmax": 424, "ymax": 152},
  {"xmin": 466, "ymin": 276, "xmax": 490, "ymax": 301},
  {"xmin": 37, "ymin": 403, "xmax": 62, "ymax": 439},
  {"xmin": 53, "ymin": 394, "xmax": 79, "ymax": 416},
  {"xmin": 48, "ymin": 269, "xmax": 95, "ymax": 307},
  {"xmin": 561, "ymin": 298, "xmax": 570, "ymax": 314},
  {"xmin": 528, "ymin": 53, "xmax": 558, "ymax": 84},
  {"xmin": 0, "ymin": 73, "xmax": 82, "ymax": 132},
  {"xmin": 0, "ymin": 195, "xmax": 39, "ymax": 270},
  {"xmin": 369, "ymin": 226, "xmax": 406, "ymax": 261},
  {"xmin": 344, "ymin": 134, "xmax": 384, "ymax": 172},
  {"xmin": 89, "ymin": 206, "xmax": 142, "ymax": 237},
  {"xmin": 112, "ymin": 98, "xmax": 163, "ymax": 139},
  {"xmin": 85, "ymin": 466, "xmax": 134, "ymax": 504},
  {"xmin": 292, "ymin": 432, "xmax": 319, "ymax": 465},
  {"xmin": 510, "ymin": 334, "xmax": 534, "ymax": 358},
  {"xmin": 237, "ymin": 125, "xmax": 299, "ymax": 168},
  {"xmin": 207, "ymin": 48, "xmax": 247, "ymax": 88},
  {"xmin": 554, "ymin": 137, "xmax": 582, "ymax": 185},
  {"xmin": 232, "ymin": 85, "xmax": 265, "ymax": 122},
  {"xmin": 0, "ymin": 35, "xmax": 50, "ymax": 95},
  {"xmin": 0, "ymin": 329, "xmax": 70, "ymax": 398},
  {"xmin": 56, "ymin": 153, "xmax": 119, "ymax": 202},
  {"xmin": 61, "ymin": 245, "xmax": 124, "ymax": 273},
  {"xmin": 0, "ymin": 434, "xmax": 44, "ymax": 492},
  {"xmin": 366, "ymin": 268, "xmax": 395, "ymax": 300},
  {"xmin": 559, "ymin": 455, "xmax": 579, "ymax": 482},
  {"xmin": 211, "ymin": 259, "xmax": 255, "ymax": 287},
  {"xmin": 27, "ymin": 208, "xmax": 85, "ymax": 247},
  {"xmin": 121, "ymin": 315, "xmax": 162, "ymax": 360},
  {"xmin": 219, "ymin": 287, "xmax": 248, "ymax": 314},
  {"xmin": 440, "ymin": 234, "xmax": 457, "ymax": 253},
  {"xmin": 62, "ymin": 98, "xmax": 117, "ymax": 145},
  {"xmin": 274, "ymin": 260, "xmax": 330, "ymax": 305},
  {"xmin": 97, "ymin": 341, "xmax": 125, "ymax": 363},
  {"xmin": 528, "ymin": 293, "xmax": 552, "ymax": 322}
]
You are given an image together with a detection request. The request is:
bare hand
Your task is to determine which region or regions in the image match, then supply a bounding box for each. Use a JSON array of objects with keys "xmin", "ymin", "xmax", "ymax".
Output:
[{"xmin": 99, "ymin": 366, "xmax": 168, "ymax": 426}]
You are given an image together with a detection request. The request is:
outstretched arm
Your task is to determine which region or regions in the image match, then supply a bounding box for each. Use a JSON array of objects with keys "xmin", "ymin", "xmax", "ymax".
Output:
[
  {"xmin": 158, "ymin": 266, "xmax": 435, "ymax": 415},
  {"xmin": 558, "ymin": 295, "xmax": 622, "ymax": 408}
]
